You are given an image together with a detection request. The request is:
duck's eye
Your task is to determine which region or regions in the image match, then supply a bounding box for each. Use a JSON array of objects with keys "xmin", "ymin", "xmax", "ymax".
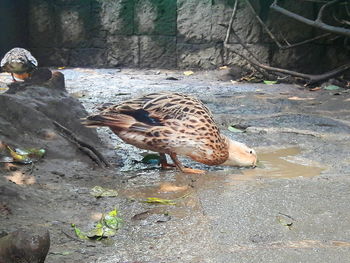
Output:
[{"xmin": 249, "ymin": 150, "xmax": 253, "ymax": 154}]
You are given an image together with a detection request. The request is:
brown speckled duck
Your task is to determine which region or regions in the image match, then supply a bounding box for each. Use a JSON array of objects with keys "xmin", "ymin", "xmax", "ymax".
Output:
[
  {"xmin": 83, "ymin": 92, "xmax": 257, "ymax": 174},
  {"xmin": 1, "ymin": 48, "xmax": 38, "ymax": 81}
]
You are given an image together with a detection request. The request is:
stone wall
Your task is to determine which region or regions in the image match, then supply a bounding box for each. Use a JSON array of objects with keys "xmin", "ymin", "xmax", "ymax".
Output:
[
  {"xmin": 19, "ymin": 0, "xmax": 349, "ymax": 72},
  {"xmin": 0, "ymin": 0, "xmax": 28, "ymax": 56}
]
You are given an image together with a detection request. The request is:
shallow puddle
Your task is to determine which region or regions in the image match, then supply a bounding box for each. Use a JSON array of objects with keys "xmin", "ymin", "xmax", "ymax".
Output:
[
  {"xmin": 242, "ymin": 147, "xmax": 324, "ymax": 179},
  {"xmin": 110, "ymin": 147, "xmax": 324, "ymax": 218}
]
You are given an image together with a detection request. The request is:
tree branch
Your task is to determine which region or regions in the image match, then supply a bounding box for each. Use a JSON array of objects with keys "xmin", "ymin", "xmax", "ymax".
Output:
[
  {"xmin": 243, "ymin": 0, "xmax": 283, "ymax": 48},
  {"xmin": 53, "ymin": 121, "xmax": 109, "ymax": 168},
  {"xmin": 316, "ymin": 0, "xmax": 342, "ymax": 22},
  {"xmin": 271, "ymin": 0, "xmax": 350, "ymax": 37},
  {"xmin": 243, "ymin": 0, "xmax": 334, "ymax": 49},
  {"xmin": 224, "ymin": 0, "xmax": 238, "ymax": 44},
  {"xmin": 224, "ymin": 43, "xmax": 350, "ymax": 84}
]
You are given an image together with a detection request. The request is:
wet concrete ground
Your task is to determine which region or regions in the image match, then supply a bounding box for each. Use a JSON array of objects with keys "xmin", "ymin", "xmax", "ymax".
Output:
[{"xmin": 1, "ymin": 68, "xmax": 350, "ymax": 262}]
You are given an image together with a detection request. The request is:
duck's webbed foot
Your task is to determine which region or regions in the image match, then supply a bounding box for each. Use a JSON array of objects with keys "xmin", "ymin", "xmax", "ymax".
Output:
[
  {"xmin": 159, "ymin": 153, "xmax": 176, "ymax": 170},
  {"xmin": 169, "ymin": 153, "xmax": 205, "ymax": 174}
]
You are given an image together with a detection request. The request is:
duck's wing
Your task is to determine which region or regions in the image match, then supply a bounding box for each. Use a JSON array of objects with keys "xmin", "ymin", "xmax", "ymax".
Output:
[
  {"xmin": 84, "ymin": 92, "xmax": 229, "ymax": 163},
  {"xmin": 86, "ymin": 92, "xmax": 219, "ymax": 135}
]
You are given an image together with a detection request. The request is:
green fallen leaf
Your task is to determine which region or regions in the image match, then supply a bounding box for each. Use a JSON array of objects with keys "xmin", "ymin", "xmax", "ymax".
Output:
[
  {"xmin": 263, "ymin": 80, "xmax": 277, "ymax": 85},
  {"xmin": 71, "ymin": 224, "xmax": 89, "ymax": 240},
  {"xmin": 6, "ymin": 146, "xmax": 45, "ymax": 164},
  {"xmin": 72, "ymin": 209, "xmax": 122, "ymax": 240},
  {"xmin": 50, "ymin": 251, "xmax": 72, "ymax": 256},
  {"xmin": 90, "ymin": 186, "xmax": 118, "ymax": 198},
  {"xmin": 103, "ymin": 209, "xmax": 123, "ymax": 230},
  {"xmin": 143, "ymin": 197, "xmax": 177, "ymax": 205},
  {"xmin": 276, "ymin": 215, "xmax": 294, "ymax": 230},
  {"xmin": 228, "ymin": 125, "xmax": 244, "ymax": 133},
  {"xmin": 324, "ymin": 85, "xmax": 340, "ymax": 90},
  {"xmin": 27, "ymin": 148, "xmax": 46, "ymax": 158},
  {"xmin": 141, "ymin": 154, "xmax": 160, "ymax": 165}
]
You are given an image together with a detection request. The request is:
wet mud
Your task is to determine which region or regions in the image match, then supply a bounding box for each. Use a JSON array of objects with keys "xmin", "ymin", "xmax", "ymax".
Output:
[{"xmin": 0, "ymin": 68, "xmax": 350, "ymax": 263}]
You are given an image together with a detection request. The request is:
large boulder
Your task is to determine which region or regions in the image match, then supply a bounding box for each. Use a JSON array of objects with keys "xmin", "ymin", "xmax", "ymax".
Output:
[{"xmin": 0, "ymin": 70, "xmax": 103, "ymax": 163}]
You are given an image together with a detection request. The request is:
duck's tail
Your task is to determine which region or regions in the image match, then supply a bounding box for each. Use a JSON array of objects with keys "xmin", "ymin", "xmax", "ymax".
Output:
[{"xmin": 81, "ymin": 114, "xmax": 136, "ymax": 131}]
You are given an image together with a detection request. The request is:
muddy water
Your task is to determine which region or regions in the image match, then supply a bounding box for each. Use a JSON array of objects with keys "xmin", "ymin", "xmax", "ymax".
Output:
[
  {"xmin": 243, "ymin": 147, "xmax": 325, "ymax": 179},
  {"xmin": 118, "ymin": 147, "xmax": 324, "ymax": 213}
]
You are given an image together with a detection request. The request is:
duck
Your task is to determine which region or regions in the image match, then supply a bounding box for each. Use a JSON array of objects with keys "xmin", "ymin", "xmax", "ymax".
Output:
[
  {"xmin": 83, "ymin": 92, "xmax": 257, "ymax": 174},
  {"xmin": 1, "ymin": 48, "xmax": 38, "ymax": 81}
]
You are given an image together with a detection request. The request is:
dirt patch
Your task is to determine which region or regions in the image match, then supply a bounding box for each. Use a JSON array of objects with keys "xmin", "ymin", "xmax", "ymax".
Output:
[{"xmin": 0, "ymin": 68, "xmax": 350, "ymax": 263}]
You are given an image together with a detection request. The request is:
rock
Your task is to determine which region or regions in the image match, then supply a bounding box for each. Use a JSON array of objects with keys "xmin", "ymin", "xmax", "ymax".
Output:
[
  {"xmin": 177, "ymin": 43, "xmax": 223, "ymax": 69},
  {"xmin": 99, "ymin": 0, "xmax": 134, "ymax": 35},
  {"xmin": 30, "ymin": 48, "xmax": 70, "ymax": 67},
  {"xmin": 224, "ymin": 44, "xmax": 270, "ymax": 70},
  {"xmin": 212, "ymin": 0, "xmax": 262, "ymax": 43},
  {"xmin": 135, "ymin": 0, "xmax": 177, "ymax": 36},
  {"xmin": 23, "ymin": 0, "xmax": 349, "ymax": 72},
  {"xmin": 70, "ymin": 48, "xmax": 107, "ymax": 67},
  {"xmin": 0, "ymin": 71, "xmax": 105, "ymax": 163},
  {"xmin": 177, "ymin": 0, "xmax": 212, "ymax": 44},
  {"xmin": 216, "ymin": 66, "xmax": 244, "ymax": 81},
  {"xmin": 139, "ymin": 36, "xmax": 176, "ymax": 68},
  {"xmin": 106, "ymin": 35, "xmax": 139, "ymax": 67},
  {"xmin": 0, "ymin": 227, "xmax": 50, "ymax": 263}
]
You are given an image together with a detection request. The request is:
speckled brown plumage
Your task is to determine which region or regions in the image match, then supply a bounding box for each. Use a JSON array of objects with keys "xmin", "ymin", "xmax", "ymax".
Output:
[{"xmin": 84, "ymin": 92, "xmax": 257, "ymax": 173}]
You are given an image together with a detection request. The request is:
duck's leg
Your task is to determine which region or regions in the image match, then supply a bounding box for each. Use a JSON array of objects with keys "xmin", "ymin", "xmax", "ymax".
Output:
[
  {"xmin": 169, "ymin": 153, "xmax": 205, "ymax": 174},
  {"xmin": 11, "ymin": 73, "xmax": 17, "ymax": 82},
  {"xmin": 159, "ymin": 153, "xmax": 176, "ymax": 170}
]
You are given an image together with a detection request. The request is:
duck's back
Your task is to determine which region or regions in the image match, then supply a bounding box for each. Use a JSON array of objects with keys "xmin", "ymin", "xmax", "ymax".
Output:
[
  {"xmin": 1, "ymin": 48, "xmax": 38, "ymax": 73},
  {"xmin": 109, "ymin": 92, "xmax": 229, "ymax": 165}
]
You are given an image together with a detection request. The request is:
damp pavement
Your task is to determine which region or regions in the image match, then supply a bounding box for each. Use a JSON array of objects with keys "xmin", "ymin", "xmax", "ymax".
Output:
[{"xmin": 1, "ymin": 68, "xmax": 350, "ymax": 263}]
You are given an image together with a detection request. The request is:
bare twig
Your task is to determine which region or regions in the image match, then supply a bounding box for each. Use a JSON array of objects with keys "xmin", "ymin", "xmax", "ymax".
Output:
[
  {"xmin": 332, "ymin": 12, "xmax": 350, "ymax": 26},
  {"xmin": 224, "ymin": 0, "xmax": 270, "ymax": 78},
  {"xmin": 271, "ymin": 0, "xmax": 350, "ymax": 37},
  {"xmin": 244, "ymin": 0, "xmax": 283, "ymax": 48},
  {"xmin": 224, "ymin": 0, "xmax": 350, "ymax": 84},
  {"xmin": 224, "ymin": 43, "xmax": 350, "ymax": 84},
  {"xmin": 243, "ymin": 0, "xmax": 335, "ymax": 49},
  {"xmin": 224, "ymin": 0, "xmax": 238, "ymax": 44},
  {"xmin": 281, "ymin": 33, "xmax": 333, "ymax": 49},
  {"xmin": 53, "ymin": 121, "xmax": 109, "ymax": 168},
  {"xmin": 316, "ymin": 0, "xmax": 342, "ymax": 22}
]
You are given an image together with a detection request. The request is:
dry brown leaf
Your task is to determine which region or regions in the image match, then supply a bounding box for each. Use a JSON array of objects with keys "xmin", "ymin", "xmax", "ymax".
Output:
[
  {"xmin": 288, "ymin": 96, "xmax": 314, "ymax": 101},
  {"xmin": 310, "ymin": 87, "xmax": 321, "ymax": 91}
]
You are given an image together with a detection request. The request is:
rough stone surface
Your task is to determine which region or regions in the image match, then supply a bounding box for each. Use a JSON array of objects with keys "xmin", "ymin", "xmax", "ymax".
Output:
[
  {"xmin": 140, "ymin": 36, "xmax": 176, "ymax": 68},
  {"xmin": 2, "ymin": 68, "xmax": 350, "ymax": 263},
  {"xmin": 0, "ymin": 72, "xmax": 102, "ymax": 162},
  {"xmin": 30, "ymin": 48, "xmax": 70, "ymax": 67},
  {"xmin": 99, "ymin": 0, "xmax": 134, "ymax": 35},
  {"xmin": 106, "ymin": 35, "xmax": 139, "ymax": 67},
  {"xmin": 70, "ymin": 48, "xmax": 106, "ymax": 67},
  {"xmin": 177, "ymin": 0, "xmax": 212, "ymax": 44},
  {"xmin": 177, "ymin": 43, "xmax": 224, "ymax": 69},
  {"xmin": 211, "ymin": 0, "xmax": 262, "ymax": 43},
  {"xmin": 0, "ymin": 227, "xmax": 50, "ymax": 263},
  {"xmin": 270, "ymin": 44, "xmax": 325, "ymax": 73},
  {"xmin": 7, "ymin": 0, "xmax": 346, "ymax": 71},
  {"xmin": 28, "ymin": 0, "xmax": 55, "ymax": 48},
  {"xmin": 224, "ymin": 43, "xmax": 270, "ymax": 69}
]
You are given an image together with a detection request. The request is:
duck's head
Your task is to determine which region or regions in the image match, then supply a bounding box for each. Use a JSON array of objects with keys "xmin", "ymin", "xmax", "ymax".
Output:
[{"xmin": 221, "ymin": 137, "xmax": 257, "ymax": 167}]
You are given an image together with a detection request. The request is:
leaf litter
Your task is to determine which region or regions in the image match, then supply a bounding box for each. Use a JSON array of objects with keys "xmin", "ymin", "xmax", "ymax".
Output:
[
  {"xmin": 72, "ymin": 208, "xmax": 122, "ymax": 240},
  {"xmin": 90, "ymin": 186, "xmax": 118, "ymax": 198},
  {"xmin": 0, "ymin": 142, "xmax": 45, "ymax": 164}
]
